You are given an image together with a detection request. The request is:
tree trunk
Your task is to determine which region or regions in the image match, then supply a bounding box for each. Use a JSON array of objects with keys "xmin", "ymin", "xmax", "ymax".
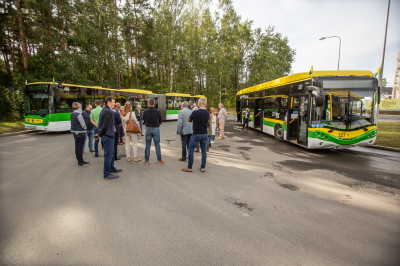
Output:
[
  {"xmin": 114, "ymin": 0, "xmax": 120, "ymax": 89},
  {"xmin": 134, "ymin": 0, "xmax": 139, "ymax": 90},
  {"xmin": 16, "ymin": 0, "xmax": 28, "ymax": 72},
  {"xmin": 130, "ymin": 51, "xmax": 134, "ymax": 87}
]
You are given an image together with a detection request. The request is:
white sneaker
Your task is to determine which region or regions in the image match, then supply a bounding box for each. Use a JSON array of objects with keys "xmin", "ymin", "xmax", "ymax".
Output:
[{"xmin": 211, "ymin": 141, "xmax": 215, "ymax": 144}]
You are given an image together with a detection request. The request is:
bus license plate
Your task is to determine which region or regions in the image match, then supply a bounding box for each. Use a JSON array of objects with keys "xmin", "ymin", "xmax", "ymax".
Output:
[{"xmin": 335, "ymin": 145, "xmax": 350, "ymax": 149}]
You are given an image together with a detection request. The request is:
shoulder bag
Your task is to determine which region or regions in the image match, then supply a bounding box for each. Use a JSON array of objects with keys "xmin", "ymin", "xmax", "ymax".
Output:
[{"xmin": 126, "ymin": 112, "xmax": 141, "ymax": 134}]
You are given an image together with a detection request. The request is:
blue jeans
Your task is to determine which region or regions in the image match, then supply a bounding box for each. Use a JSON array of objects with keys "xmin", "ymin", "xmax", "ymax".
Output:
[
  {"xmin": 101, "ymin": 135, "xmax": 117, "ymax": 177},
  {"xmin": 83, "ymin": 129, "xmax": 94, "ymax": 152},
  {"xmin": 145, "ymin": 127, "xmax": 162, "ymax": 162},
  {"xmin": 180, "ymin": 134, "xmax": 192, "ymax": 160},
  {"xmin": 73, "ymin": 133, "xmax": 85, "ymax": 164},
  {"xmin": 188, "ymin": 133, "xmax": 208, "ymax": 169},
  {"xmin": 94, "ymin": 127, "xmax": 100, "ymax": 155}
]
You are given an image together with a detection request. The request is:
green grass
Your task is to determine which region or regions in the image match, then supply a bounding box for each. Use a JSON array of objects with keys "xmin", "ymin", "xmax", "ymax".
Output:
[
  {"xmin": 376, "ymin": 122, "xmax": 400, "ymax": 148},
  {"xmin": 0, "ymin": 120, "xmax": 26, "ymax": 134}
]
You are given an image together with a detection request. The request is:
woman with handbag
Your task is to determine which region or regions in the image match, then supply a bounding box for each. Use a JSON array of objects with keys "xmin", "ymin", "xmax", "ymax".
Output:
[{"xmin": 121, "ymin": 102, "xmax": 141, "ymax": 162}]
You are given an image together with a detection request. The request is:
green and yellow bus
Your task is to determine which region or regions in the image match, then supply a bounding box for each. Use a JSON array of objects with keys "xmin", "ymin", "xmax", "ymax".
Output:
[
  {"xmin": 236, "ymin": 70, "xmax": 379, "ymax": 149},
  {"xmin": 24, "ymin": 82, "xmax": 205, "ymax": 131},
  {"xmin": 165, "ymin": 93, "xmax": 206, "ymax": 120}
]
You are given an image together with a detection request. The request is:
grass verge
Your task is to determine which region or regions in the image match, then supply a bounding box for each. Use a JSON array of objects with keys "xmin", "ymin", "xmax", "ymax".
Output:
[
  {"xmin": 376, "ymin": 122, "xmax": 400, "ymax": 148},
  {"xmin": 0, "ymin": 120, "xmax": 25, "ymax": 134}
]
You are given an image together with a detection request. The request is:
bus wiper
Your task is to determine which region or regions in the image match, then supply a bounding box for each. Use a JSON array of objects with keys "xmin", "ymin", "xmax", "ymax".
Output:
[
  {"xmin": 328, "ymin": 115, "xmax": 347, "ymax": 133},
  {"xmin": 354, "ymin": 119, "xmax": 369, "ymax": 132}
]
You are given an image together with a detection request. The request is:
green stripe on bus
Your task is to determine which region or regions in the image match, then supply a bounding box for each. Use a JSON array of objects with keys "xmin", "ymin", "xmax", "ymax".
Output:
[
  {"xmin": 308, "ymin": 129, "xmax": 375, "ymax": 145},
  {"xmin": 166, "ymin": 110, "xmax": 180, "ymax": 115},
  {"xmin": 263, "ymin": 119, "xmax": 287, "ymax": 131}
]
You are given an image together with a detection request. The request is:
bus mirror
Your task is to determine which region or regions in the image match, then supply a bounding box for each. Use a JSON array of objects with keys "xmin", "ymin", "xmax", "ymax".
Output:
[{"xmin": 306, "ymin": 86, "xmax": 324, "ymax": 107}]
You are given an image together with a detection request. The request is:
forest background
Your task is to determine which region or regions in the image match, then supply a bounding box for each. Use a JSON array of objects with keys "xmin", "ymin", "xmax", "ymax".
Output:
[{"xmin": 0, "ymin": 0, "xmax": 295, "ymax": 120}]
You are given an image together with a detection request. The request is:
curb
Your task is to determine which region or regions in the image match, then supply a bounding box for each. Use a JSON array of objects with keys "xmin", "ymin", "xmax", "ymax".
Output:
[
  {"xmin": 0, "ymin": 130, "xmax": 40, "ymax": 138},
  {"xmin": 368, "ymin": 145, "xmax": 400, "ymax": 153}
]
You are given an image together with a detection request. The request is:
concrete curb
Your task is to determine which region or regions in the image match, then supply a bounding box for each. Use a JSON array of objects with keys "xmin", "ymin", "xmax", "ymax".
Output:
[
  {"xmin": 0, "ymin": 130, "xmax": 40, "ymax": 138},
  {"xmin": 368, "ymin": 145, "xmax": 400, "ymax": 153}
]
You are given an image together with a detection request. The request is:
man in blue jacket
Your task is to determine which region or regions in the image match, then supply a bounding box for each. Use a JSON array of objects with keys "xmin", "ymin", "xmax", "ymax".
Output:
[{"xmin": 98, "ymin": 96, "xmax": 122, "ymax": 180}]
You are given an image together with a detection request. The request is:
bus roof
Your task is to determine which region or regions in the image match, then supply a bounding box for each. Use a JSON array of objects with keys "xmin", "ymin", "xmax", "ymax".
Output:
[
  {"xmin": 120, "ymin": 89, "xmax": 153, "ymax": 94},
  {"xmin": 26, "ymin": 82, "xmax": 153, "ymax": 94},
  {"xmin": 236, "ymin": 70, "xmax": 374, "ymax": 96},
  {"xmin": 193, "ymin": 95, "xmax": 206, "ymax": 98},
  {"xmin": 165, "ymin": 93, "xmax": 192, "ymax": 97}
]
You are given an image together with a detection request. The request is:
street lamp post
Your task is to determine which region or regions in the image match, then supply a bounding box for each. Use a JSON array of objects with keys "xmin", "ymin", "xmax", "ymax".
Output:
[{"xmin": 319, "ymin": 36, "xmax": 341, "ymax": 70}]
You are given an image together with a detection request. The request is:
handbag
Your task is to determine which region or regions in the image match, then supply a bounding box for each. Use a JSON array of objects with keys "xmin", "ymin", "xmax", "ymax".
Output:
[{"xmin": 126, "ymin": 112, "xmax": 141, "ymax": 134}]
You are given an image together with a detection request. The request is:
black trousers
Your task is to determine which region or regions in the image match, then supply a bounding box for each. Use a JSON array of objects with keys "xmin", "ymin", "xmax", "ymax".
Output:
[
  {"xmin": 114, "ymin": 133, "xmax": 119, "ymax": 159},
  {"xmin": 242, "ymin": 118, "xmax": 249, "ymax": 130},
  {"xmin": 73, "ymin": 133, "xmax": 85, "ymax": 164},
  {"xmin": 180, "ymin": 134, "xmax": 192, "ymax": 160}
]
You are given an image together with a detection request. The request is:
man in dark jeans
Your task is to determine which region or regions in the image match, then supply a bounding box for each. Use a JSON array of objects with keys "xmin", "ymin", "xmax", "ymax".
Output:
[
  {"xmin": 182, "ymin": 97, "xmax": 209, "ymax": 172},
  {"xmin": 98, "ymin": 96, "xmax": 122, "ymax": 179},
  {"xmin": 112, "ymin": 105, "xmax": 122, "ymax": 160},
  {"xmin": 70, "ymin": 102, "xmax": 89, "ymax": 166},
  {"xmin": 143, "ymin": 98, "xmax": 164, "ymax": 165},
  {"xmin": 176, "ymin": 101, "xmax": 193, "ymax": 161}
]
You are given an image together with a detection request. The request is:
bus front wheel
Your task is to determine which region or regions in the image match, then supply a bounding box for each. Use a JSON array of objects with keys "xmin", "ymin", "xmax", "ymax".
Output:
[{"xmin": 274, "ymin": 125, "xmax": 284, "ymax": 142}]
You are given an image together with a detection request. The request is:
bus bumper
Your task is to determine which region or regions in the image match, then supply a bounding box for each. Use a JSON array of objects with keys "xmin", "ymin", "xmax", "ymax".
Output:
[
  {"xmin": 25, "ymin": 121, "xmax": 70, "ymax": 132},
  {"xmin": 307, "ymin": 136, "xmax": 377, "ymax": 149}
]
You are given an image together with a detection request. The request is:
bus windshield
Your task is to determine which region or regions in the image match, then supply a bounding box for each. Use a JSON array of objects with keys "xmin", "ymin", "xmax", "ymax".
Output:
[
  {"xmin": 311, "ymin": 89, "xmax": 376, "ymax": 131},
  {"xmin": 24, "ymin": 84, "xmax": 49, "ymax": 116}
]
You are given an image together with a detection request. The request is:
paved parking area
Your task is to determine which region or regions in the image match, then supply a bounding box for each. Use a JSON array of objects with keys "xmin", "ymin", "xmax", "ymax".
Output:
[{"xmin": 0, "ymin": 118, "xmax": 399, "ymax": 265}]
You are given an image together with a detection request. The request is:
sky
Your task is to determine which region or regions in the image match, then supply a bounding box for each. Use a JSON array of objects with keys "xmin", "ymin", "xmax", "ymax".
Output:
[{"xmin": 231, "ymin": 0, "xmax": 400, "ymax": 87}]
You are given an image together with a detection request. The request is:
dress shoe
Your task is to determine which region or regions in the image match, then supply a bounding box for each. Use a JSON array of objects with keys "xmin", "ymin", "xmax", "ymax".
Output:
[
  {"xmin": 90, "ymin": 150, "xmax": 95, "ymax": 153},
  {"xmin": 114, "ymin": 157, "xmax": 121, "ymax": 160},
  {"xmin": 158, "ymin": 161, "xmax": 165, "ymax": 165},
  {"xmin": 95, "ymin": 154, "xmax": 99, "ymax": 157},
  {"xmin": 117, "ymin": 142, "xmax": 123, "ymax": 145},
  {"xmin": 200, "ymin": 168, "xmax": 205, "ymax": 172},
  {"xmin": 111, "ymin": 169, "xmax": 122, "ymax": 174},
  {"xmin": 144, "ymin": 161, "xmax": 149, "ymax": 165},
  {"xmin": 141, "ymin": 134, "xmax": 144, "ymax": 136},
  {"xmin": 181, "ymin": 167, "xmax": 192, "ymax": 172},
  {"xmin": 178, "ymin": 158, "xmax": 187, "ymax": 161},
  {"xmin": 121, "ymin": 141, "xmax": 125, "ymax": 144},
  {"xmin": 104, "ymin": 174, "xmax": 119, "ymax": 180}
]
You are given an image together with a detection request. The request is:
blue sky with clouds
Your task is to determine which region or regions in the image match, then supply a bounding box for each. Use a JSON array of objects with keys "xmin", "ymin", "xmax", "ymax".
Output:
[{"xmin": 232, "ymin": 0, "xmax": 400, "ymax": 86}]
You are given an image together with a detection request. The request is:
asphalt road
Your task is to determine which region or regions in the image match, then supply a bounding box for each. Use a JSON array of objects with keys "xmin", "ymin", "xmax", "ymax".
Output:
[
  {"xmin": 379, "ymin": 114, "xmax": 400, "ymax": 122},
  {"xmin": 1, "ymin": 117, "xmax": 399, "ymax": 266}
]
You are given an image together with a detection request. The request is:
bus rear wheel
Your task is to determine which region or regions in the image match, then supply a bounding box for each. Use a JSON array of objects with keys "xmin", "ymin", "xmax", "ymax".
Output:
[{"xmin": 274, "ymin": 125, "xmax": 284, "ymax": 142}]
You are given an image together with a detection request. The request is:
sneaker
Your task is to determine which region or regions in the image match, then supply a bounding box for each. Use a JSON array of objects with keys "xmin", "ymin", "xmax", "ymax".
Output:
[
  {"xmin": 78, "ymin": 162, "xmax": 90, "ymax": 166},
  {"xmin": 211, "ymin": 141, "xmax": 215, "ymax": 144},
  {"xmin": 104, "ymin": 174, "xmax": 119, "ymax": 180},
  {"xmin": 181, "ymin": 167, "xmax": 192, "ymax": 172},
  {"xmin": 195, "ymin": 149, "xmax": 200, "ymax": 152},
  {"xmin": 178, "ymin": 158, "xmax": 187, "ymax": 162},
  {"xmin": 111, "ymin": 169, "xmax": 122, "ymax": 174},
  {"xmin": 90, "ymin": 150, "xmax": 95, "ymax": 153},
  {"xmin": 95, "ymin": 154, "xmax": 99, "ymax": 157},
  {"xmin": 158, "ymin": 161, "xmax": 165, "ymax": 165},
  {"xmin": 200, "ymin": 168, "xmax": 205, "ymax": 172},
  {"xmin": 144, "ymin": 161, "xmax": 149, "ymax": 165}
]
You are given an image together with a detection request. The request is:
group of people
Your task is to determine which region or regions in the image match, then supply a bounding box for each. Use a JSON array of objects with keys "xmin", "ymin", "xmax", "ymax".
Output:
[
  {"xmin": 70, "ymin": 96, "xmax": 228, "ymax": 179},
  {"xmin": 177, "ymin": 101, "xmax": 228, "ymax": 172}
]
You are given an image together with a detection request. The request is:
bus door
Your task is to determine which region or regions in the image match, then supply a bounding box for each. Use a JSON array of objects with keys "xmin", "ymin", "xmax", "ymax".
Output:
[
  {"xmin": 254, "ymin": 99, "xmax": 262, "ymax": 130},
  {"xmin": 288, "ymin": 95, "xmax": 299, "ymax": 140},
  {"xmin": 298, "ymin": 95, "xmax": 309, "ymax": 144},
  {"xmin": 236, "ymin": 100, "xmax": 242, "ymax": 123}
]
